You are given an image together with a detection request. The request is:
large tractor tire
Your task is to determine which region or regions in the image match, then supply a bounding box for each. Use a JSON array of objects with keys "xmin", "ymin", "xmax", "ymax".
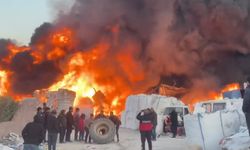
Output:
[{"xmin": 89, "ymin": 118, "xmax": 116, "ymax": 144}]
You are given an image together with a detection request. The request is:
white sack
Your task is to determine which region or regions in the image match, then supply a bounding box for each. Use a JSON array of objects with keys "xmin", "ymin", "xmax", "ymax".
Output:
[{"xmin": 184, "ymin": 111, "xmax": 241, "ymax": 150}]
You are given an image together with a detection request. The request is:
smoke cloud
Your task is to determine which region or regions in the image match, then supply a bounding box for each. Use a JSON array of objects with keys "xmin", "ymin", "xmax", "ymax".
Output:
[{"xmin": 1, "ymin": 0, "xmax": 250, "ymax": 103}]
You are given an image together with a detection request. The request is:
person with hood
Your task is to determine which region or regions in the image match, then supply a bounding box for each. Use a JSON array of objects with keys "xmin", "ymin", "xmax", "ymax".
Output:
[
  {"xmin": 57, "ymin": 109, "xmax": 67, "ymax": 143},
  {"xmin": 78, "ymin": 113, "xmax": 85, "ymax": 141},
  {"xmin": 150, "ymin": 108, "xmax": 157, "ymax": 141},
  {"xmin": 74, "ymin": 107, "xmax": 80, "ymax": 141},
  {"xmin": 22, "ymin": 116, "xmax": 45, "ymax": 150},
  {"xmin": 243, "ymin": 76, "xmax": 250, "ymax": 136},
  {"xmin": 109, "ymin": 112, "xmax": 121, "ymax": 142},
  {"xmin": 66, "ymin": 107, "xmax": 74, "ymax": 142},
  {"xmin": 136, "ymin": 108, "xmax": 154, "ymax": 150},
  {"xmin": 85, "ymin": 113, "xmax": 94, "ymax": 143},
  {"xmin": 170, "ymin": 109, "xmax": 178, "ymax": 138},
  {"xmin": 47, "ymin": 110, "xmax": 59, "ymax": 150}
]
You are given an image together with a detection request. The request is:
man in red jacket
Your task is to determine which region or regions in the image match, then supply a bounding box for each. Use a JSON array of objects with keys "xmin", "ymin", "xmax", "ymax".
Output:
[{"xmin": 136, "ymin": 108, "xmax": 154, "ymax": 150}]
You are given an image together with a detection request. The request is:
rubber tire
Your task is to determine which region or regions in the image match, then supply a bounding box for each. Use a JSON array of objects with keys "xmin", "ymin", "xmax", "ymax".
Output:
[{"xmin": 89, "ymin": 118, "xmax": 116, "ymax": 144}]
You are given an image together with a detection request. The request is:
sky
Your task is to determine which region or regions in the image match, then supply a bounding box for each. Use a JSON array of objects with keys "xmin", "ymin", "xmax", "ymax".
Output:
[{"xmin": 0, "ymin": 0, "xmax": 52, "ymax": 45}]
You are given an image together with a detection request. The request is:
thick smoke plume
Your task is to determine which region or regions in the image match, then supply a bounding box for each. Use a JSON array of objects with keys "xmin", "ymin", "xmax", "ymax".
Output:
[{"xmin": 1, "ymin": 0, "xmax": 250, "ymax": 105}]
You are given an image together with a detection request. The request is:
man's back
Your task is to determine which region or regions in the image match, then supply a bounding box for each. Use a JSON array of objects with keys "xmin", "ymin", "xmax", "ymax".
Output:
[
  {"xmin": 22, "ymin": 122, "xmax": 44, "ymax": 145},
  {"xmin": 170, "ymin": 111, "xmax": 178, "ymax": 126},
  {"xmin": 47, "ymin": 114, "xmax": 58, "ymax": 133},
  {"xmin": 66, "ymin": 111, "xmax": 73, "ymax": 126}
]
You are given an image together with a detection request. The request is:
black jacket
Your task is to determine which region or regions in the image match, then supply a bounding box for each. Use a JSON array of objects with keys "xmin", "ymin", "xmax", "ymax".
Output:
[
  {"xmin": 170, "ymin": 110, "xmax": 178, "ymax": 126},
  {"xmin": 47, "ymin": 114, "xmax": 59, "ymax": 133},
  {"xmin": 34, "ymin": 112, "xmax": 45, "ymax": 125},
  {"xmin": 22, "ymin": 122, "xmax": 44, "ymax": 145},
  {"xmin": 136, "ymin": 111, "xmax": 154, "ymax": 123},
  {"xmin": 57, "ymin": 114, "xmax": 67, "ymax": 129},
  {"xmin": 66, "ymin": 111, "xmax": 74, "ymax": 128},
  {"xmin": 243, "ymin": 86, "xmax": 250, "ymax": 113}
]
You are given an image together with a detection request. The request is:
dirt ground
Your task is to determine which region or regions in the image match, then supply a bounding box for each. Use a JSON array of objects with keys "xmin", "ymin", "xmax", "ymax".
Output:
[{"xmin": 42, "ymin": 128, "xmax": 190, "ymax": 150}]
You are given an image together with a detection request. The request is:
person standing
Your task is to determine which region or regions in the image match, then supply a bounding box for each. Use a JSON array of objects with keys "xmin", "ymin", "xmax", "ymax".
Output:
[
  {"xmin": 57, "ymin": 110, "xmax": 67, "ymax": 143},
  {"xmin": 47, "ymin": 110, "xmax": 59, "ymax": 150},
  {"xmin": 85, "ymin": 113, "xmax": 94, "ymax": 143},
  {"xmin": 150, "ymin": 108, "xmax": 157, "ymax": 141},
  {"xmin": 22, "ymin": 116, "xmax": 45, "ymax": 150},
  {"xmin": 243, "ymin": 76, "xmax": 250, "ymax": 136},
  {"xmin": 136, "ymin": 108, "xmax": 153, "ymax": 150},
  {"xmin": 78, "ymin": 113, "xmax": 85, "ymax": 141},
  {"xmin": 74, "ymin": 108, "xmax": 80, "ymax": 141},
  {"xmin": 66, "ymin": 107, "xmax": 74, "ymax": 142},
  {"xmin": 109, "ymin": 112, "xmax": 121, "ymax": 142},
  {"xmin": 170, "ymin": 109, "xmax": 178, "ymax": 138},
  {"xmin": 44, "ymin": 107, "xmax": 50, "ymax": 142},
  {"xmin": 34, "ymin": 107, "xmax": 45, "ymax": 125}
]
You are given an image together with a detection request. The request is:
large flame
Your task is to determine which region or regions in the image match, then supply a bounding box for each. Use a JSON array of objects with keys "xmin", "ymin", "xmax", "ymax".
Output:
[
  {"xmin": 0, "ymin": 24, "xmax": 244, "ymax": 115},
  {"xmin": 0, "ymin": 70, "xmax": 8, "ymax": 95}
]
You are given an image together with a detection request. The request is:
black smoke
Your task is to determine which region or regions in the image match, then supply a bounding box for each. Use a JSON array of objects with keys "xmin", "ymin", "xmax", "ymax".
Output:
[
  {"xmin": 10, "ymin": 51, "xmax": 61, "ymax": 94},
  {"xmin": 1, "ymin": 0, "xmax": 250, "ymax": 101}
]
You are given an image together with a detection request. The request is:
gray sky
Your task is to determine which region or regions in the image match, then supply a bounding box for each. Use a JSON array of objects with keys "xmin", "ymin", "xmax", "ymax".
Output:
[{"xmin": 0, "ymin": 0, "xmax": 52, "ymax": 45}]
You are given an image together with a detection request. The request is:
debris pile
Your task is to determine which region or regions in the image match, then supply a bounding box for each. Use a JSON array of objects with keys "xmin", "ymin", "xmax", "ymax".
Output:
[{"xmin": 0, "ymin": 132, "xmax": 22, "ymax": 150}]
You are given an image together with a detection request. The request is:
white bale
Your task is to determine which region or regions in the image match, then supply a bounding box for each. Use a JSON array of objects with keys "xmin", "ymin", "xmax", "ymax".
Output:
[
  {"xmin": 184, "ymin": 114, "xmax": 204, "ymax": 149},
  {"xmin": 0, "ymin": 144, "xmax": 14, "ymax": 150},
  {"xmin": 138, "ymin": 95, "xmax": 150, "ymax": 111},
  {"xmin": 156, "ymin": 114, "xmax": 164, "ymax": 135},
  {"xmin": 124, "ymin": 111, "xmax": 139, "ymax": 130},
  {"xmin": 121, "ymin": 111, "xmax": 127, "ymax": 128},
  {"xmin": 184, "ymin": 111, "xmax": 241, "ymax": 150},
  {"xmin": 122, "ymin": 94, "xmax": 184, "ymax": 133},
  {"xmin": 125, "ymin": 95, "xmax": 139, "ymax": 112}
]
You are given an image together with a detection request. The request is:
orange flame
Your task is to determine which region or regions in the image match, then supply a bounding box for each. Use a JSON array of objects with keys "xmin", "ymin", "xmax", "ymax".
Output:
[{"xmin": 0, "ymin": 70, "xmax": 8, "ymax": 95}]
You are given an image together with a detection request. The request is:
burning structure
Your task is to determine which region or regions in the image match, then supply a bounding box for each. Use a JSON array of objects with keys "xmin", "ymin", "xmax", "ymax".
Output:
[{"xmin": 0, "ymin": 0, "xmax": 250, "ymax": 114}]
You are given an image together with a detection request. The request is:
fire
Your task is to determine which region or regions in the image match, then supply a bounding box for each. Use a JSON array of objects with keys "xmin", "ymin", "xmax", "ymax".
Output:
[
  {"xmin": 3, "ymin": 44, "xmax": 29, "ymax": 63},
  {"xmin": 187, "ymin": 83, "xmax": 241, "ymax": 111},
  {"xmin": 210, "ymin": 83, "xmax": 240, "ymax": 100},
  {"xmin": 0, "ymin": 71, "xmax": 8, "ymax": 95},
  {"xmin": 51, "ymin": 28, "xmax": 73, "ymax": 47},
  {"xmin": 49, "ymin": 71, "xmax": 99, "ymax": 107}
]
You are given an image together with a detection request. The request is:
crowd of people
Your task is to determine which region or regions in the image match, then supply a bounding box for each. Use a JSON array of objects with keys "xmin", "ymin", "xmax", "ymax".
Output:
[
  {"xmin": 21, "ymin": 103, "xmax": 121, "ymax": 150},
  {"xmin": 21, "ymin": 102, "xmax": 180, "ymax": 150}
]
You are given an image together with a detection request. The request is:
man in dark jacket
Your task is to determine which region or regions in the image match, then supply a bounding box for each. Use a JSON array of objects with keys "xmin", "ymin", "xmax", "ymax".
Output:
[
  {"xmin": 34, "ymin": 107, "xmax": 44, "ymax": 125},
  {"xmin": 66, "ymin": 107, "xmax": 74, "ymax": 142},
  {"xmin": 47, "ymin": 110, "xmax": 59, "ymax": 150},
  {"xmin": 22, "ymin": 116, "xmax": 45, "ymax": 150},
  {"xmin": 150, "ymin": 108, "xmax": 157, "ymax": 141},
  {"xmin": 44, "ymin": 107, "xmax": 50, "ymax": 142},
  {"xmin": 136, "ymin": 108, "xmax": 154, "ymax": 150},
  {"xmin": 73, "ymin": 107, "xmax": 80, "ymax": 141},
  {"xmin": 109, "ymin": 112, "xmax": 121, "ymax": 142},
  {"xmin": 170, "ymin": 109, "xmax": 178, "ymax": 138},
  {"xmin": 57, "ymin": 109, "xmax": 67, "ymax": 143},
  {"xmin": 243, "ymin": 77, "xmax": 250, "ymax": 136}
]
